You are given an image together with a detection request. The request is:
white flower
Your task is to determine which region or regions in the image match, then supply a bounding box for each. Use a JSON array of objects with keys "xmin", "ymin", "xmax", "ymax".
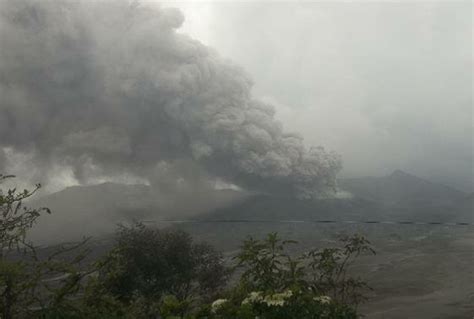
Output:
[
  {"xmin": 242, "ymin": 291, "xmax": 263, "ymax": 305},
  {"xmin": 313, "ymin": 295, "xmax": 332, "ymax": 304},
  {"xmin": 263, "ymin": 290, "xmax": 292, "ymax": 307},
  {"xmin": 278, "ymin": 290, "xmax": 293, "ymax": 299},
  {"xmin": 263, "ymin": 296, "xmax": 285, "ymax": 307},
  {"xmin": 211, "ymin": 298, "xmax": 228, "ymax": 313},
  {"xmin": 242, "ymin": 290, "xmax": 293, "ymax": 307}
]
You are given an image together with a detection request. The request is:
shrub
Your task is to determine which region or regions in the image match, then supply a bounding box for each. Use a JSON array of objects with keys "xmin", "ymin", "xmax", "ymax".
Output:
[
  {"xmin": 0, "ymin": 174, "xmax": 90, "ymax": 319},
  {"xmin": 86, "ymin": 222, "xmax": 230, "ymax": 317},
  {"xmin": 203, "ymin": 232, "xmax": 375, "ymax": 319}
]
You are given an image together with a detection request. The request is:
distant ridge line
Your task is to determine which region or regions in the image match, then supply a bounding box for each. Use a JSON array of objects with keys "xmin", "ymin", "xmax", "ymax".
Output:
[{"xmin": 141, "ymin": 219, "xmax": 473, "ymax": 227}]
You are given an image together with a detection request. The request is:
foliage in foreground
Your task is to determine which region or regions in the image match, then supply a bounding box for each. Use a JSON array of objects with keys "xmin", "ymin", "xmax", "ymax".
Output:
[
  {"xmin": 191, "ymin": 232, "xmax": 375, "ymax": 319},
  {"xmin": 0, "ymin": 174, "xmax": 91, "ymax": 319},
  {"xmin": 0, "ymin": 174, "xmax": 376, "ymax": 318},
  {"xmin": 82, "ymin": 222, "xmax": 230, "ymax": 318}
]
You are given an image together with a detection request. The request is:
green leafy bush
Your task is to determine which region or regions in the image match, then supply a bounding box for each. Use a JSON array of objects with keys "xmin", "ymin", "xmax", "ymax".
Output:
[
  {"xmin": 84, "ymin": 222, "xmax": 230, "ymax": 317},
  {"xmin": 201, "ymin": 232, "xmax": 375, "ymax": 319}
]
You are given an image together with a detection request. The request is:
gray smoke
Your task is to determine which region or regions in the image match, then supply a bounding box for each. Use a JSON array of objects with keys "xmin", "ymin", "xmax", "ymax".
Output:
[{"xmin": 0, "ymin": 0, "xmax": 341, "ymax": 198}]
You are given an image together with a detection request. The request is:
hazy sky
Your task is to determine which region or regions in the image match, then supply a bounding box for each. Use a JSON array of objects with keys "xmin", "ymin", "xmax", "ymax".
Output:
[
  {"xmin": 0, "ymin": 0, "xmax": 472, "ymax": 194},
  {"xmin": 167, "ymin": 1, "xmax": 473, "ymax": 191}
]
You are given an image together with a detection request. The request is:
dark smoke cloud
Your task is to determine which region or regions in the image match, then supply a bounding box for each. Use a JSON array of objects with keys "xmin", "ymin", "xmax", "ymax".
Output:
[{"xmin": 0, "ymin": 0, "xmax": 341, "ymax": 198}]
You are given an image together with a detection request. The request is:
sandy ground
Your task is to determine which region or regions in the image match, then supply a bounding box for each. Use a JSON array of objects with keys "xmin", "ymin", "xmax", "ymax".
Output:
[{"xmin": 359, "ymin": 230, "xmax": 474, "ymax": 319}]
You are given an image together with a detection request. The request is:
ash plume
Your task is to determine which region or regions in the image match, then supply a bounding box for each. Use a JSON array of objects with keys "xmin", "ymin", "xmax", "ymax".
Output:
[{"xmin": 0, "ymin": 0, "xmax": 341, "ymax": 198}]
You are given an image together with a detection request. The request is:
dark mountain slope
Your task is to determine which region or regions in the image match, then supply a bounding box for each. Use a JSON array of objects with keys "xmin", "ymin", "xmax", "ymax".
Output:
[
  {"xmin": 339, "ymin": 170, "xmax": 466, "ymax": 207},
  {"xmin": 28, "ymin": 182, "xmax": 247, "ymax": 244},
  {"xmin": 26, "ymin": 171, "xmax": 470, "ymax": 245},
  {"xmin": 198, "ymin": 194, "xmax": 382, "ymax": 221}
]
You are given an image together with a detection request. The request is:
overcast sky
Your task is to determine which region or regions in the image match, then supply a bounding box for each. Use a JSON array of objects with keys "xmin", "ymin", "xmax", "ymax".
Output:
[
  {"xmin": 166, "ymin": 1, "xmax": 473, "ymax": 192},
  {"xmin": 0, "ymin": 0, "xmax": 472, "ymax": 194}
]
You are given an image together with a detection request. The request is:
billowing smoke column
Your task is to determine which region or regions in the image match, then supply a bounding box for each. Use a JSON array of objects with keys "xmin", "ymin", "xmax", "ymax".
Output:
[{"xmin": 0, "ymin": 0, "xmax": 341, "ymax": 198}]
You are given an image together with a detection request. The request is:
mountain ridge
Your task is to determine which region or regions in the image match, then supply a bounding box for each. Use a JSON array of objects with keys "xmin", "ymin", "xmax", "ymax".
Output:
[
  {"xmin": 338, "ymin": 169, "xmax": 466, "ymax": 207},
  {"xmin": 27, "ymin": 170, "xmax": 471, "ymax": 244}
]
